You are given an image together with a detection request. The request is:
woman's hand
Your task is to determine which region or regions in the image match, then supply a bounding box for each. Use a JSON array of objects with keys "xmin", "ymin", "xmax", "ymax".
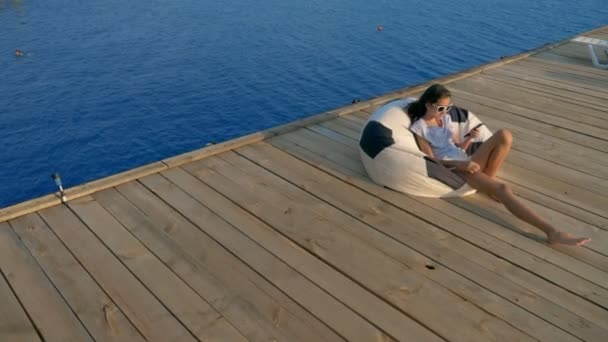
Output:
[
  {"xmin": 468, "ymin": 128, "xmax": 481, "ymax": 139},
  {"xmin": 456, "ymin": 161, "xmax": 480, "ymax": 174}
]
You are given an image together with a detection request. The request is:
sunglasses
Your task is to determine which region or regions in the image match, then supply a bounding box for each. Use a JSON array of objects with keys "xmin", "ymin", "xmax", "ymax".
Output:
[{"xmin": 432, "ymin": 103, "xmax": 453, "ymax": 113}]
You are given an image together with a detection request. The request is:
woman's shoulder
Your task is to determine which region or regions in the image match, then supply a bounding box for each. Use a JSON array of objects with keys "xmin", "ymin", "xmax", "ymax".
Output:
[{"xmin": 409, "ymin": 118, "xmax": 426, "ymax": 134}]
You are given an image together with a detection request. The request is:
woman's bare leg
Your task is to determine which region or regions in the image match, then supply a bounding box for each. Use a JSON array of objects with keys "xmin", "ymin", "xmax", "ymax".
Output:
[
  {"xmin": 470, "ymin": 129, "xmax": 512, "ymax": 178},
  {"xmin": 460, "ymin": 171, "xmax": 591, "ymax": 246}
]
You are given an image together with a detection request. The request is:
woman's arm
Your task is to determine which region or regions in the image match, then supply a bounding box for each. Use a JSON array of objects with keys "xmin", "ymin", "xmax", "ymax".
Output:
[
  {"xmin": 453, "ymin": 127, "xmax": 481, "ymax": 150},
  {"xmin": 414, "ymin": 133, "xmax": 435, "ymax": 159},
  {"xmin": 414, "ymin": 133, "xmax": 479, "ymax": 173}
]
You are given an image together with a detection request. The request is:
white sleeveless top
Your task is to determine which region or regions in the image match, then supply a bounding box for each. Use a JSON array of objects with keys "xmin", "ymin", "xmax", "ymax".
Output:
[{"xmin": 409, "ymin": 114, "xmax": 469, "ymax": 161}]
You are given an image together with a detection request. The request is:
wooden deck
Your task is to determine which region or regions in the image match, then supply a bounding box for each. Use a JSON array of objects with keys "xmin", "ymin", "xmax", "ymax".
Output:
[{"xmin": 1, "ymin": 27, "xmax": 608, "ymax": 342}]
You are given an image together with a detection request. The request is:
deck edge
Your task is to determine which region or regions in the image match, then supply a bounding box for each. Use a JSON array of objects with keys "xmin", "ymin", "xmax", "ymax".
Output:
[{"xmin": 2, "ymin": 25, "xmax": 606, "ymax": 223}]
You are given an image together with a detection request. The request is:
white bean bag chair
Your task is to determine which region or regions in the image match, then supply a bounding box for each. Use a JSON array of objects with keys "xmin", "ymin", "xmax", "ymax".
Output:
[{"xmin": 358, "ymin": 98, "xmax": 492, "ymax": 198}]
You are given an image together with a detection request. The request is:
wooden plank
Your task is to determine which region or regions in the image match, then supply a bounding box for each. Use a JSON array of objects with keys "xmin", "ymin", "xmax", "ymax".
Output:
[
  {"xmin": 184, "ymin": 154, "xmax": 536, "ymax": 342},
  {"xmin": 67, "ymin": 196, "xmax": 246, "ymax": 342},
  {"xmin": 235, "ymin": 143, "xmax": 608, "ymax": 341},
  {"xmin": 442, "ymin": 89, "xmax": 608, "ymax": 152},
  {"xmin": 369, "ymin": 86, "xmax": 608, "ymax": 153},
  {"xmin": 449, "ymin": 76, "xmax": 608, "ymax": 131},
  {"xmin": 488, "ymin": 64, "xmax": 608, "ymax": 99},
  {"xmin": 0, "ymin": 262, "xmax": 40, "ymax": 341},
  {"xmin": 498, "ymin": 162, "xmax": 608, "ymax": 219},
  {"xmin": 161, "ymin": 102, "xmax": 373, "ymax": 168},
  {"xmin": 549, "ymin": 43, "xmax": 608, "ymax": 63},
  {"xmin": 272, "ymin": 128, "xmax": 608, "ymax": 297},
  {"xmin": 334, "ymin": 116, "xmax": 367, "ymax": 133},
  {"xmin": 91, "ymin": 189, "xmax": 268, "ymax": 342},
  {"xmin": 304, "ymin": 122, "xmax": 608, "ymax": 266},
  {"xmin": 271, "ymin": 127, "xmax": 608, "ymax": 277},
  {"xmin": 268, "ymin": 133, "xmax": 608, "ymax": 329},
  {"xmin": 0, "ymin": 162, "xmax": 167, "ymax": 224},
  {"xmin": 352, "ymin": 110, "xmax": 608, "ymax": 191},
  {"xmin": 478, "ymin": 67, "xmax": 608, "ymax": 108},
  {"xmin": 345, "ymin": 111, "xmax": 608, "ymax": 225},
  {"xmin": 446, "ymin": 193, "xmax": 608, "ymax": 271},
  {"xmin": 530, "ymin": 52, "xmax": 608, "ymax": 74},
  {"xmin": 478, "ymin": 72, "xmax": 608, "ymax": 112},
  {"xmin": 341, "ymin": 112, "xmax": 608, "ymax": 231},
  {"xmin": 523, "ymin": 57, "xmax": 608, "ymax": 82},
  {"xmin": 104, "ymin": 183, "xmax": 345, "ymax": 342},
  {"xmin": 0, "ymin": 222, "xmax": 93, "ymax": 341},
  {"xmin": 37, "ymin": 205, "xmax": 197, "ymax": 342},
  {"xmin": 320, "ymin": 120, "xmax": 361, "ymax": 140},
  {"xmin": 438, "ymin": 95, "xmax": 608, "ymax": 165},
  {"xmin": 9, "ymin": 214, "xmax": 146, "ymax": 342},
  {"xmin": 354, "ymin": 107, "xmax": 608, "ymax": 178},
  {"xmin": 144, "ymin": 170, "xmax": 416, "ymax": 341},
  {"xmin": 505, "ymin": 182, "xmax": 608, "ymax": 232},
  {"xmin": 418, "ymin": 98, "xmax": 608, "ymax": 171}
]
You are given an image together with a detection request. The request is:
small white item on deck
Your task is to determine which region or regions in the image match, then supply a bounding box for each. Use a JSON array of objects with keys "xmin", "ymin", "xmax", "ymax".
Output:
[
  {"xmin": 571, "ymin": 36, "xmax": 608, "ymax": 69},
  {"xmin": 358, "ymin": 98, "xmax": 492, "ymax": 198},
  {"xmin": 51, "ymin": 172, "xmax": 68, "ymax": 202}
]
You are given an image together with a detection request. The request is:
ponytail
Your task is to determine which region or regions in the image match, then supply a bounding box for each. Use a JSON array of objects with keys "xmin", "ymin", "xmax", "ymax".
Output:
[
  {"xmin": 406, "ymin": 101, "xmax": 427, "ymax": 123},
  {"xmin": 406, "ymin": 83, "xmax": 451, "ymax": 125}
]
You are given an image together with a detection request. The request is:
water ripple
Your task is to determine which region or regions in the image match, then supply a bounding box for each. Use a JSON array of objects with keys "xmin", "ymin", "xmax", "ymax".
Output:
[{"xmin": 1, "ymin": 0, "xmax": 607, "ymax": 207}]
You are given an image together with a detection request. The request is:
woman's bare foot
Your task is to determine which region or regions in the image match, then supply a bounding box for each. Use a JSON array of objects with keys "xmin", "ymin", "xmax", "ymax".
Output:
[{"xmin": 547, "ymin": 231, "xmax": 591, "ymax": 246}]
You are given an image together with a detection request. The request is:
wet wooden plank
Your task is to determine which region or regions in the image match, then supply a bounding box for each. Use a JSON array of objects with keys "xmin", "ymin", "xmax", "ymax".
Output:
[
  {"xmin": 184, "ymin": 153, "xmax": 536, "ymax": 342},
  {"xmin": 9, "ymin": 214, "xmax": 145, "ymax": 342},
  {"xmin": 68, "ymin": 196, "xmax": 246, "ymax": 342},
  {"xmin": 0, "ymin": 222, "xmax": 93, "ymax": 342},
  {"xmin": 37, "ymin": 205, "xmax": 196, "ymax": 342},
  {"xmin": 104, "ymin": 182, "xmax": 346, "ymax": 342},
  {"xmin": 143, "ymin": 170, "xmax": 412, "ymax": 341}
]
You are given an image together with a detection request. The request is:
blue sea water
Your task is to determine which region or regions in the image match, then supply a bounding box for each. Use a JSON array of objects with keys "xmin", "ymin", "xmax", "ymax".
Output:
[{"xmin": 1, "ymin": 0, "xmax": 607, "ymax": 208}]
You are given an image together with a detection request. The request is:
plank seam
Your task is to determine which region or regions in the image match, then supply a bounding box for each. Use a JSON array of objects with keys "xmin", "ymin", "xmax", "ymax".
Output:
[
  {"xmin": 266, "ymin": 136, "xmax": 608, "ymax": 316},
  {"xmin": 142, "ymin": 172, "xmax": 389, "ymax": 341},
  {"xmin": 91, "ymin": 190, "xmax": 247, "ymax": 340},
  {"xmin": 0, "ymin": 266, "xmax": 44, "ymax": 341},
  {"xmin": 6, "ymin": 218, "xmax": 97, "ymax": 341},
  {"xmin": 476, "ymin": 73, "xmax": 608, "ymax": 119},
  {"xmin": 63, "ymin": 200, "xmax": 203, "ymax": 341},
  {"xmin": 99, "ymin": 187, "xmax": 256, "ymax": 341},
  {"xmin": 232, "ymin": 147, "xmax": 589, "ymax": 341}
]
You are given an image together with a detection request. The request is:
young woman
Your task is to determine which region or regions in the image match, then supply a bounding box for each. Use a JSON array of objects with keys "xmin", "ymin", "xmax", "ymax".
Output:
[{"xmin": 408, "ymin": 84, "xmax": 590, "ymax": 246}]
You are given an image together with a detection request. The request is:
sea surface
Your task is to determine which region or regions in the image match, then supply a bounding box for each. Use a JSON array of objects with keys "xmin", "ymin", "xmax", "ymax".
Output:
[{"xmin": 1, "ymin": 0, "xmax": 607, "ymax": 208}]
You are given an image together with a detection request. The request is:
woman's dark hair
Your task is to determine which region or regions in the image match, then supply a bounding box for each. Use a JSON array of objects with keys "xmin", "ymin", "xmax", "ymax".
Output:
[{"xmin": 406, "ymin": 83, "xmax": 451, "ymax": 124}]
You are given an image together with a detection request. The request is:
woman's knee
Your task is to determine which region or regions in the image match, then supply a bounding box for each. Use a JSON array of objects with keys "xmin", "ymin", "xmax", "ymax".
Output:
[
  {"xmin": 496, "ymin": 182, "xmax": 512, "ymax": 196},
  {"xmin": 496, "ymin": 129, "xmax": 512, "ymax": 145}
]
